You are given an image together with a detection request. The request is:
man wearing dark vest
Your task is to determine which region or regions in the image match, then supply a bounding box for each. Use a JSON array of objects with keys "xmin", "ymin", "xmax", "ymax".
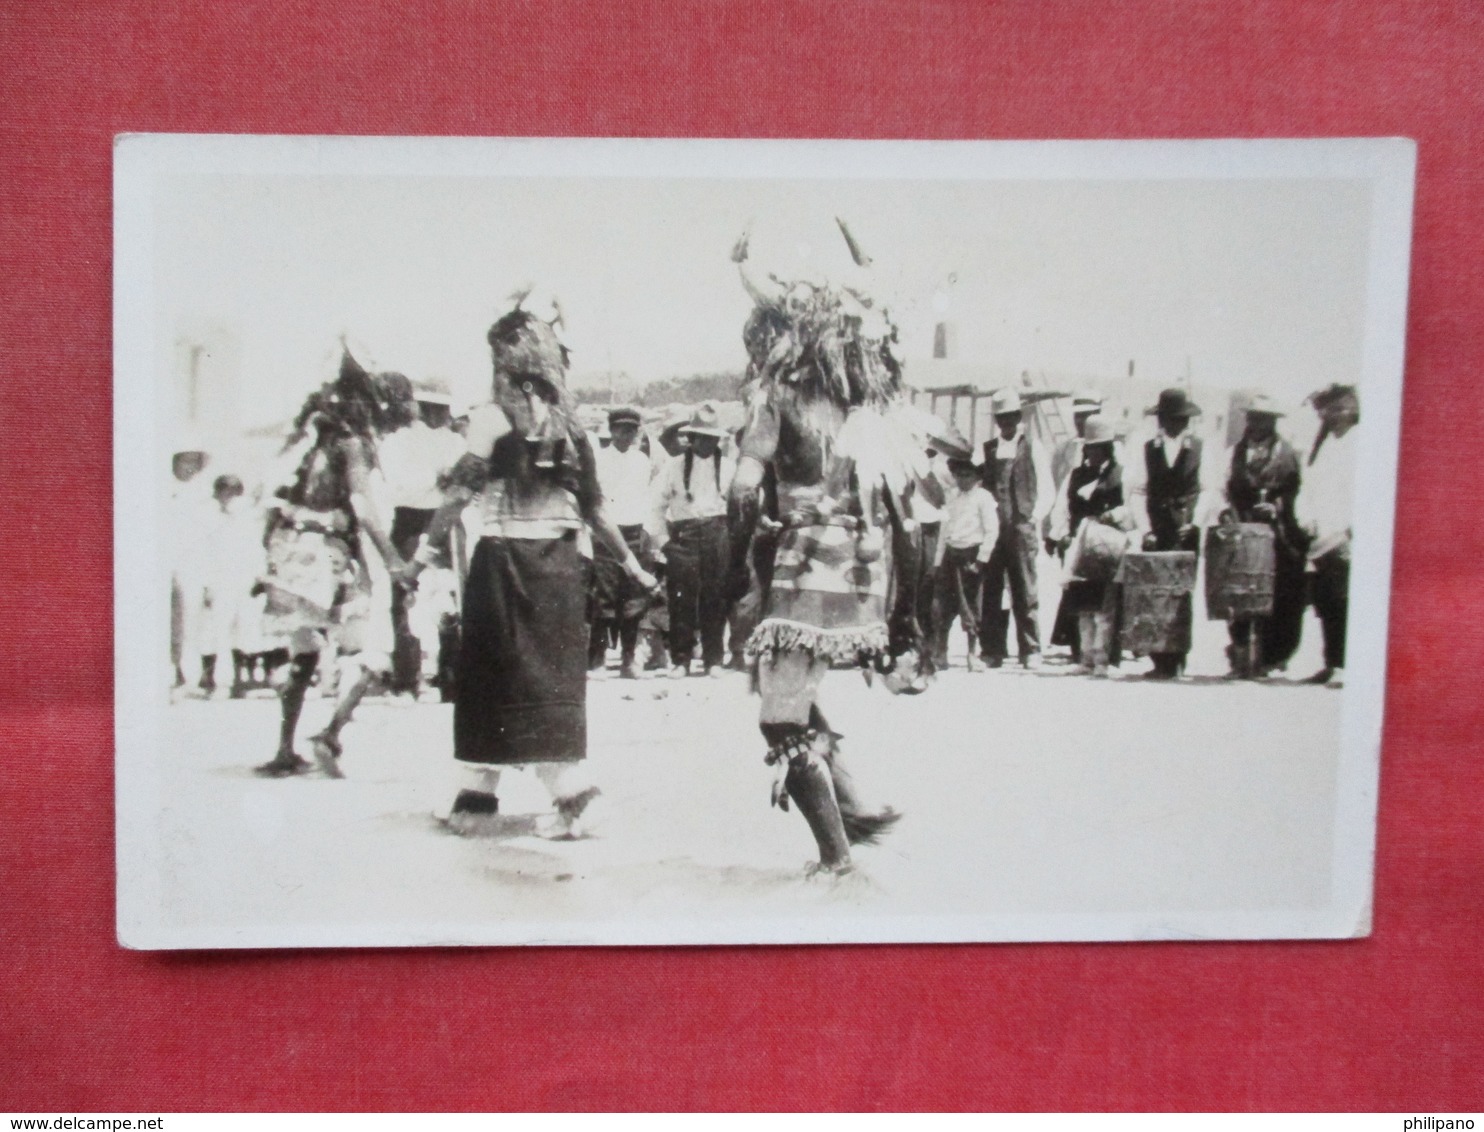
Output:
[
  {"xmin": 1222, "ymin": 393, "xmax": 1308, "ymax": 677},
  {"xmin": 1138, "ymin": 388, "xmax": 1204, "ymax": 678},
  {"xmin": 979, "ymin": 388, "xmax": 1051, "ymax": 668}
]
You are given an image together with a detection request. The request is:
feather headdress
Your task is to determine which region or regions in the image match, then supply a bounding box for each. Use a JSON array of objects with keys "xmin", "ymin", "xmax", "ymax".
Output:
[{"xmin": 735, "ymin": 220, "xmax": 904, "ymax": 412}]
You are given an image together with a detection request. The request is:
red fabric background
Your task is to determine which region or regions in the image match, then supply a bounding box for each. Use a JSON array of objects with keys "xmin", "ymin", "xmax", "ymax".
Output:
[{"xmin": 2, "ymin": 0, "xmax": 1481, "ymax": 1112}]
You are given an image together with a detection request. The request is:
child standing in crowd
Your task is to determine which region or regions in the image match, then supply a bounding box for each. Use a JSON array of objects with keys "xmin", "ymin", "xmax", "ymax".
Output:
[{"xmin": 931, "ymin": 456, "xmax": 999, "ymax": 672}]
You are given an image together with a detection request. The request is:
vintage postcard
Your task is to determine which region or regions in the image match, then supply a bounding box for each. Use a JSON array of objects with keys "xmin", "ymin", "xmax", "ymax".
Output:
[{"xmin": 115, "ymin": 135, "xmax": 1414, "ymax": 948}]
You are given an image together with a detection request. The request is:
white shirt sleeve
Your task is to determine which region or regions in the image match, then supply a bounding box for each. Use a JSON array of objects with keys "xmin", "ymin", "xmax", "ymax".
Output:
[
  {"xmin": 463, "ymin": 404, "xmax": 510, "ymax": 460},
  {"xmin": 1031, "ymin": 435, "xmax": 1056, "ymax": 525},
  {"xmin": 648, "ymin": 458, "xmax": 676, "ymax": 546},
  {"xmin": 1046, "ymin": 469, "xmax": 1071, "ymax": 545},
  {"xmin": 977, "ymin": 489, "xmax": 999, "ymax": 562},
  {"xmin": 1123, "ymin": 441, "xmax": 1151, "ymax": 534},
  {"xmin": 1204, "ymin": 442, "xmax": 1238, "ymax": 528}
]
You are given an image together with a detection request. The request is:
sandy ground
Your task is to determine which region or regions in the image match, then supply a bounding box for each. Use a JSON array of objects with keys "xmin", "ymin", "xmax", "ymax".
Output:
[{"xmin": 145, "ymin": 586, "xmax": 1349, "ymax": 947}]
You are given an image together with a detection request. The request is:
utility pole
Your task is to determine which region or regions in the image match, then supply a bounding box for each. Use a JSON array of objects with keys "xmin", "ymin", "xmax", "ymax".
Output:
[{"xmin": 187, "ymin": 341, "xmax": 205, "ymax": 423}]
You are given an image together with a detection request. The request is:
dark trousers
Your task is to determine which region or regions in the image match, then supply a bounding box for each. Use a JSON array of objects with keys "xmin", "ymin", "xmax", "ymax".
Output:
[
  {"xmin": 589, "ymin": 524, "xmax": 647, "ymax": 667},
  {"xmin": 980, "ymin": 520, "xmax": 1040, "ymax": 661},
  {"xmin": 389, "ymin": 506, "xmax": 451, "ymax": 694},
  {"xmin": 931, "ymin": 544, "xmax": 982, "ymax": 664},
  {"xmin": 1311, "ymin": 551, "xmax": 1349, "ymax": 670},
  {"xmin": 915, "ymin": 522, "xmax": 941, "ymax": 653},
  {"xmin": 665, "ymin": 515, "xmax": 729, "ymax": 668}
]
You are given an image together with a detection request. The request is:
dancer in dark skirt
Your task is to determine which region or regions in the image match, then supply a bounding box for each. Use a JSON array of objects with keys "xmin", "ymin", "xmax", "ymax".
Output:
[
  {"xmin": 411, "ymin": 298, "xmax": 657, "ymax": 837},
  {"xmin": 457, "ymin": 534, "xmax": 590, "ymax": 766}
]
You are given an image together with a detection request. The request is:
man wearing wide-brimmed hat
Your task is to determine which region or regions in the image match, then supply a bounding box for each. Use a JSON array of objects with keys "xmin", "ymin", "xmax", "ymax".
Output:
[
  {"xmin": 978, "ymin": 387, "xmax": 1053, "ymax": 668},
  {"xmin": 930, "ymin": 455, "xmax": 999, "ymax": 671},
  {"xmin": 1043, "ymin": 390, "xmax": 1109, "ymax": 662},
  {"xmin": 1221, "ymin": 392, "xmax": 1308, "ymax": 678},
  {"xmin": 1133, "ymin": 386, "xmax": 1208, "ymax": 678},
  {"xmin": 1049, "ymin": 389, "xmax": 1106, "ymax": 489},
  {"xmin": 657, "ymin": 404, "xmax": 692, "ymax": 458},
  {"xmin": 1045, "ymin": 416, "xmax": 1132, "ymax": 676},
  {"xmin": 591, "ymin": 404, "xmax": 655, "ymax": 679},
  {"xmin": 907, "ymin": 411, "xmax": 968, "ymax": 665},
  {"xmin": 649, "ymin": 402, "xmax": 735, "ymax": 677},
  {"xmin": 1299, "ymin": 383, "xmax": 1360, "ymax": 688}
]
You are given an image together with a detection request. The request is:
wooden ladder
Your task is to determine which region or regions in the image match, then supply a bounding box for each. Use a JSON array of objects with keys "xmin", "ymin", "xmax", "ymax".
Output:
[{"xmin": 1019, "ymin": 369, "xmax": 1074, "ymax": 450}]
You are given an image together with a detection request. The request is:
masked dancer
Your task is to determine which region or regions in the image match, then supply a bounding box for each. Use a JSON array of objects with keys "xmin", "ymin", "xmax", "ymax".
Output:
[
  {"xmin": 254, "ymin": 350, "xmax": 416, "ymax": 778},
  {"xmin": 726, "ymin": 221, "xmax": 931, "ymax": 875}
]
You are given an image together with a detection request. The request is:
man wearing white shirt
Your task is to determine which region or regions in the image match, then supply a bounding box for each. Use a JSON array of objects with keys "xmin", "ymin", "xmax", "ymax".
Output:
[
  {"xmin": 591, "ymin": 405, "xmax": 654, "ymax": 679},
  {"xmin": 1300, "ymin": 384, "xmax": 1359, "ymax": 688},
  {"xmin": 978, "ymin": 388, "xmax": 1053, "ymax": 668},
  {"xmin": 650, "ymin": 403, "xmax": 735, "ymax": 677},
  {"xmin": 378, "ymin": 377, "xmax": 466, "ymax": 697},
  {"xmin": 931, "ymin": 457, "xmax": 1000, "ymax": 671}
]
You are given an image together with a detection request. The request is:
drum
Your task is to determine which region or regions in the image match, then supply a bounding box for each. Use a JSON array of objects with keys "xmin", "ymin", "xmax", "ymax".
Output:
[
  {"xmin": 1066, "ymin": 519, "xmax": 1130, "ymax": 586},
  {"xmin": 1121, "ymin": 551, "xmax": 1197, "ymax": 656},
  {"xmin": 1204, "ymin": 522, "xmax": 1275, "ymax": 620}
]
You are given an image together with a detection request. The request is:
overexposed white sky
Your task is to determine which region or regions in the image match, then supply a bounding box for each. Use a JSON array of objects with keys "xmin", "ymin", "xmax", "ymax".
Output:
[{"xmin": 155, "ymin": 173, "xmax": 1372, "ymax": 430}]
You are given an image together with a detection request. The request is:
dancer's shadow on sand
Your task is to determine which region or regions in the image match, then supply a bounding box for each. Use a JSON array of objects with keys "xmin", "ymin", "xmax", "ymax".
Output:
[{"xmin": 380, "ymin": 811, "xmax": 878, "ymax": 895}]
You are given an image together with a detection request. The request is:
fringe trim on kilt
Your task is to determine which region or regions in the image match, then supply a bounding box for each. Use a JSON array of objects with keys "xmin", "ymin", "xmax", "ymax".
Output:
[{"xmin": 745, "ymin": 617, "xmax": 890, "ymax": 667}]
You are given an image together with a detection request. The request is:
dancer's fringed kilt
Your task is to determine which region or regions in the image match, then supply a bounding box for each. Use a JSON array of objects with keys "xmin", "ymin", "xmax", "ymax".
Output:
[{"xmin": 745, "ymin": 519, "xmax": 891, "ymax": 669}]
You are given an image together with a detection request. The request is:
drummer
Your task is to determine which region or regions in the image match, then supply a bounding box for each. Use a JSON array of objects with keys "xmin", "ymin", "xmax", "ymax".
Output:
[
  {"xmin": 1045, "ymin": 416, "xmax": 1133, "ymax": 677},
  {"xmin": 1220, "ymin": 393, "xmax": 1307, "ymax": 679},
  {"xmin": 1044, "ymin": 391, "xmax": 1105, "ymax": 664},
  {"xmin": 1125, "ymin": 387, "xmax": 1218, "ymax": 678}
]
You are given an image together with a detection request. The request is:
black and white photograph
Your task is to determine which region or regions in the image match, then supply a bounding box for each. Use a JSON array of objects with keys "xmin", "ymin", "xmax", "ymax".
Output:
[{"xmin": 114, "ymin": 136, "xmax": 1414, "ymax": 948}]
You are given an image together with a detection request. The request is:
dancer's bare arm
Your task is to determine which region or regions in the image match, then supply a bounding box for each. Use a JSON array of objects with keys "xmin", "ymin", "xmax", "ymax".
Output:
[
  {"xmin": 344, "ymin": 438, "xmax": 410, "ymax": 580},
  {"xmin": 586, "ymin": 500, "xmax": 658, "ymax": 593},
  {"xmin": 412, "ymin": 452, "xmax": 485, "ymax": 565}
]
